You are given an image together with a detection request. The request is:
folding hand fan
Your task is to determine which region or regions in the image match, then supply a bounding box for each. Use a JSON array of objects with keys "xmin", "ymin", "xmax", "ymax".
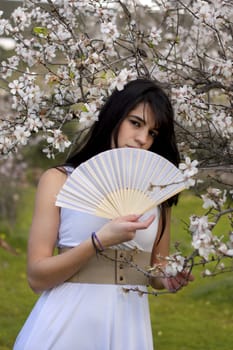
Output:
[{"xmin": 56, "ymin": 148, "xmax": 186, "ymax": 219}]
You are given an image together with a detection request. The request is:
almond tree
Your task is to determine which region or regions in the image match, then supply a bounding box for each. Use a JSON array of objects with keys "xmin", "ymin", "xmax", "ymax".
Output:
[{"xmin": 0, "ymin": 0, "xmax": 232, "ymax": 282}]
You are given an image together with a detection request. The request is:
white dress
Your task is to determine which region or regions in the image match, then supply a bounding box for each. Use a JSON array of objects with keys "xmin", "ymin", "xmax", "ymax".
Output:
[{"xmin": 13, "ymin": 169, "xmax": 159, "ymax": 350}]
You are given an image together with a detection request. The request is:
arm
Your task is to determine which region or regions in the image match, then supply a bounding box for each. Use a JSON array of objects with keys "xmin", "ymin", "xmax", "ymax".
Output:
[
  {"xmin": 27, "ymin": 168, "xmax": 97, "ymax": 293},
  {"xmin": 149, "ymin": 207, "xmax": 194, "ymax": 291},
  {"xmin": 27, "ymin": 168, "xmax": 156, "ymax": 293},
  {"xmin": 149, "ymin": 206, "xmax": 171, "ymax": 290}
]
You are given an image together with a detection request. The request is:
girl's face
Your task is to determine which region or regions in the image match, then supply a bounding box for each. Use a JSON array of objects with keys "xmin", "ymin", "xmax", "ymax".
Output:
[{"xmin": 112, "ymin": 102, "xmax": 158, "ymax": 150}]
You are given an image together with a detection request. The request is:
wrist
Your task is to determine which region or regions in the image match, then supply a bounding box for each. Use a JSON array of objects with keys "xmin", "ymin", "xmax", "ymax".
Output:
[
  {"xmin": 91, "ymin": 232, "xmax": 104, "ymax": 254},
  {"xmin": 149, "ymin": 276, "xmax": 165, "ymax": 290},
  {"xmin": 96, "ymin": 229, "xmax": 113, "ymax": 249}
]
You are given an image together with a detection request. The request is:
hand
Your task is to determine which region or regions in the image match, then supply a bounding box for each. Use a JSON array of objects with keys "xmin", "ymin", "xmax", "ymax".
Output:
[
  {"xmin": 97, "ymin": 214, "xmax": 155, "ymax": 248},
  {"xmin": 161, "ymin": 270, "xmax": 195, "ymax": 292}
]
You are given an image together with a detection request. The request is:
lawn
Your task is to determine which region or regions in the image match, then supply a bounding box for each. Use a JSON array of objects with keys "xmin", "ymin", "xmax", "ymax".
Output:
[
  {"xmin": 150, "ymin": 193, "xmax": 233, "ymax": 349},
  {"xmin": 0, "ymin": 190, "xmax": 232, "ymax": 349}
]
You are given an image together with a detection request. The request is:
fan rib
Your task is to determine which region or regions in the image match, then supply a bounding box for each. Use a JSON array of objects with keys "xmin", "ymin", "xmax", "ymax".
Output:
[
  {"xmin": 128, "ymin": 150, "xmax": 139, "ymax": 212},
  {"xmin": 99, "ymin": 152, "xmax": 123, "ymax": 214},
  {"xmin": 58, "ymin": 181, "xmax": 99, "ymax": 210},
  {"xmin": 67, "ymin": 176, "xmax": 103, "ymax": 206},
  {"xmin": 56, "ymin": 149, "xmax": 186, "ymax": 219},
  {"xmin": 84, "ymin": 160, "xmax": 120, "ymax": 216}
]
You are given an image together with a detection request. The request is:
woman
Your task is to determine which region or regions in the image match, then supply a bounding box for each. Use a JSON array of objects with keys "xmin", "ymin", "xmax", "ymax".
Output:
[{"xmin": 14, "ymin": 78, "xmax": 193, "ymax": 350}]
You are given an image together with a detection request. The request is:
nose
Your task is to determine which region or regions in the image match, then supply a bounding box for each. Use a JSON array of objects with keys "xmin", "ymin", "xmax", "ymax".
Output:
[{"xmin": 135, "ymin": 129, "xmax": 149, "ymax": 147}]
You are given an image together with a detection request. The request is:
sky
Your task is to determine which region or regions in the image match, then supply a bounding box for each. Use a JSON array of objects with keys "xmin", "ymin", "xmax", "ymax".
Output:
[
  {"xmin": 139, "ymin": 0, "xmax": 154, "ymax": 5},
  {"xmin": 138, "ymin": 0, "xmax": 160, "ymax": 10},
  {"xmin": 0, "ymin": 0, "xmax": 158, "ymax": 50}
]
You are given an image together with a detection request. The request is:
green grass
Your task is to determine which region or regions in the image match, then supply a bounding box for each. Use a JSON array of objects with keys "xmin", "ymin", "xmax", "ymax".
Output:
[
  {"xmin": 151, "ymin": 272, "xmax": 233, "ymax": 350},
  {"xmin": 13, "ymin": 185, "xmax": 36, "ymax": 238},
  {"xmin": 0, "ymin": 239, "xmax": 38, "ymax": 350},
  {"xmin": 150, "ymin": 270, "xmax": 233, "ymax": 350},
  {"xmin": 0, "ymin": 190, "xmax": 232, "ymax": 349},
  {"xmin": 150, "ymin": 191, "xmax": 233, "ymax": 349}
]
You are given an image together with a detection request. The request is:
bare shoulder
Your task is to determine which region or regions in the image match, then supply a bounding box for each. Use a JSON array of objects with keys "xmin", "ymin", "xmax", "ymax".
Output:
[
  {"xmin": 37, "ymin": 167, "xmax": 68, "ymax": 198},
  {"xmin": 40, "ymin": 167, "xmax": 67, "ymax": 183}
]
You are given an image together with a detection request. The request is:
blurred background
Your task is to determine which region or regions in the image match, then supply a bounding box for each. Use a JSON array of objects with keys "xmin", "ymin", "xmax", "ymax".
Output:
[{"xmin": 0, "ymin": 1, "xmax": 232, "ymax": 350}]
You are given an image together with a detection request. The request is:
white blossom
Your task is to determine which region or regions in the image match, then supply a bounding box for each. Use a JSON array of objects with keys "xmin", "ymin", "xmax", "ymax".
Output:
[
  {"xmin": 12, "ymin": 7, "xmax": 30, "ymax": 30},
  {"xmin": 8, "ymin": 80, "xmax": 24, "ymax": 95},
  {"xmin": 0, "ymin": 18, "xmax": 12, "ymax": 35},
  {"xmin": 13, "ymin": 126, "xmax": 31, "ymax": 146},
  {"xmin": 46, "ymin": 129, "xmax": 71, "ymax": 153},
  {"xmin": 190, "ymin": 215, "xmax": 216, "ymax": 260},
  {"xmin": 179, "ymin": 157, "xmax": 198, "ymax": 188},
  {"xmin": 226, "ymin": 249, "xmax": 233, "ymax": 257},
  {"xmin": 201, "ymin": 188, "xmax": 227, "ymax": 209},
  {"xmin": 100, "ymin": 22, "xmax": 119, "ymax": 45},
  {"xmin": 212, "ymin": 112, "xmax": 233, "ymax": 139},
  {"xmin": 110, "ymin": 69, "xmax": 137, "ymax": 91},
  {"xmin": 164, "ymin": 254, "xmax": 185, "ymax": 277},
  {"xmin": 149, "ymin": 27, "xmax": 162, "ymax": 46},
  {"xmin": 25, "ymin": 116, "xmax": 43, "ymax": 132},
  {"xmin": 203, "ymin": 269, "xmax": 212, "ymax": 276},
  {"xmin": 79, "ymin": 103, "xmax": 99, "ymax": 129}
]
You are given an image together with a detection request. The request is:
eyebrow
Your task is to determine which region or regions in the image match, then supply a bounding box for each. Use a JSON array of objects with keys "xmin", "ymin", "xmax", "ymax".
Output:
[{"xmin": 129, "ymin": 115, "xmax": 145, "ymax": 123}]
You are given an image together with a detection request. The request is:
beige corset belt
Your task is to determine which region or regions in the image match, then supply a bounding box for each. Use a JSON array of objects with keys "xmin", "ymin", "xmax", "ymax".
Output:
[{"xmin": 59, "ymin": 247, "xmax": 151, "ymax": 286}]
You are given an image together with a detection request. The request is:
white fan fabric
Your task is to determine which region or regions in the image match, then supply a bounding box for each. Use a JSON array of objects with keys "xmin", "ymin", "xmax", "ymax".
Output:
[{"xmin": 56, "ymin": 148, "xmax": 186, "ymax": 219}]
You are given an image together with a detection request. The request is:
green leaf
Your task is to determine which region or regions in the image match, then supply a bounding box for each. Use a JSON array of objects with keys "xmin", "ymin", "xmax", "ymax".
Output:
[
  {"xmin": 70, "ymin": 103, "xmax": 88, "ymax": 113},
  {"xmin": 33, "ymin": 27, "xmax": 49, "ymax": 37},
  {"xmin": 69, "ymin": 71, "xmax": 75, "ymax": 79}
]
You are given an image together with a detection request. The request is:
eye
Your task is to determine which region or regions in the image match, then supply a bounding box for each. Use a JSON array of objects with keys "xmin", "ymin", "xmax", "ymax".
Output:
[
  {"xmin": 129, "ymin": 118, "xmax": 141, "ymax": 128},
  {"xmin": 149, "ymin": 129, "xmax": 158, "ymax": 138}
]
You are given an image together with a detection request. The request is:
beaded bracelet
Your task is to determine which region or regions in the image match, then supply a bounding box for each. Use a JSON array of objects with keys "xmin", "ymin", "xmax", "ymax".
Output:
[{"xmin": 91, "ymin": 232, "xmax": 104, "ymax": 253}]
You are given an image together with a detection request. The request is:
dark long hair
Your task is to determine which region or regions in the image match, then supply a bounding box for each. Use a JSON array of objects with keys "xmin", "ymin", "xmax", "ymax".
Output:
[{"xmin": 66, "ymin": 78, "xmax": 180, "ymax": 241}]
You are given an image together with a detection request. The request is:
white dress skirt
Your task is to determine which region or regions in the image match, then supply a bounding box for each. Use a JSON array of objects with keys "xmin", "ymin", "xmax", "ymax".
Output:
[{"xmin": 13, "ymin": 205, "xmax": 159, "ymax": 350}]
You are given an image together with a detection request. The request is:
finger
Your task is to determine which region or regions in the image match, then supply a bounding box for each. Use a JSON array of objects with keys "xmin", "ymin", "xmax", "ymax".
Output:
[
  {"xmin": 174, "ymin": 271, "xmax": 195, "ymax": 289},
  {"xmin": 162, "ymin": 277, "xmax": 177, "ymax": 292},
  {"xmin": 139, "ymin": 214, "xmax": 156, "ymax": 226},
  {"xmin": 126, "ymin": 215, "xmax": 156, "ymax": 230},
  {"xmin": 174, "ymin": 276, "xmax": 188, "ymax": 288},
  {"xmin": 179, "ymin": 271, "xmax": 195, "ymax": 282},
  {"xmin": 187, "ymin": 273, "xmax": 195, "ymax": 281},
  {"xmin": 170, "ymin": 278, "xmax": 182, "ymax": 291},
  {"xmin": 117, "ymin": 214, "xmax": 141, "ymax": 222}
]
